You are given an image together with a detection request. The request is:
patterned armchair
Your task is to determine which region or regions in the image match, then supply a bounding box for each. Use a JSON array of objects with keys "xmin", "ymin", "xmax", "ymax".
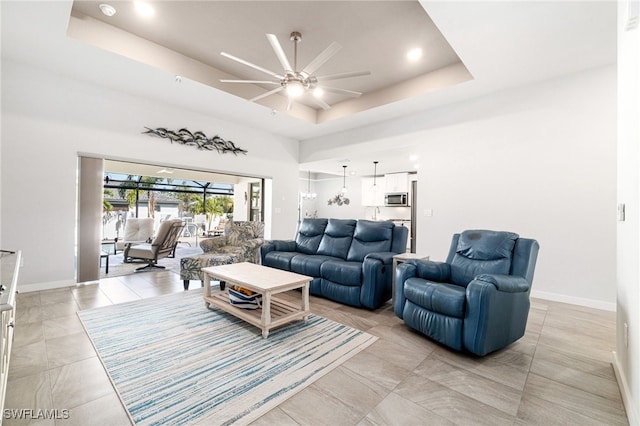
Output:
[{"xmin": 180, "ymin": 221, "xmax": 265, "ymax": 289}]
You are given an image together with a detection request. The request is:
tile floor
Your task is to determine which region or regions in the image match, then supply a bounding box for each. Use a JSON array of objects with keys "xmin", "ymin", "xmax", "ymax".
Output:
[{"xmin": 5, "ymin": 270, "xmax": 629, "ymax": 425}]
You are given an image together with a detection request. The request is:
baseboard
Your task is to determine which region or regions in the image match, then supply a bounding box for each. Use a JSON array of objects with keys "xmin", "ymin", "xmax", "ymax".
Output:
[
  {"xmin": 612, "ymin": 351, "xmax": 639, "ymax": 426},
  {"xmin": 17, "ymin": 279, "xmax": 96, "ymax": 293},
  {"xmin": 531, "ymin": 290, "xmax": 616, "ymax": 312}
]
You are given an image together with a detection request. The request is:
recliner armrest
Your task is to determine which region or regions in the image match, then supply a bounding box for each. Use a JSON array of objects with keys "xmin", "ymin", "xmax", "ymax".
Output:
[
  {"xmin": 394, "ymin": 262, "xmax": 418, "ymax": 319},
  {"xmin": 474, "ymin": 274, "xmax": 530, "ymax": 293},
  {"xmin": 406, "ymin": 259, "xmax": 451, "ymax": 282}
]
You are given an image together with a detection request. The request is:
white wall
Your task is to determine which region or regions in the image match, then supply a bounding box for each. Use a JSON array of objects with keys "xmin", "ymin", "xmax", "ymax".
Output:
[
  {"xmin": 302, "ymin": 65, "xmax": 617, "ymax": 310},
  {"xmin": 0, "ymin": 60, "xmax": 301, "ymax": 290},
  {"xmin": 614, "ymin": 1, "xmax": 640, "ymax": 423},
  {"xmin": 415, "ymin": 67, "xmax": 617, "ymax": 309}
]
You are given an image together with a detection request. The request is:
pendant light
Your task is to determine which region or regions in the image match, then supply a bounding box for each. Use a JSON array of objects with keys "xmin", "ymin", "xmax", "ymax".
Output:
[
  {"xmin": 301, "ymin": 170, "xmax": 317, "ymax": 199},
  {"xmin": 372, "ymin": 161, "xmax": 379, "ymax": 192},
  {"xmin": 328, "ymin": 165, "xmax": 350, "ymax": 206},
  {"xmin": 341, "ymin": 165, "xmax": 348, "ymax": 193}
]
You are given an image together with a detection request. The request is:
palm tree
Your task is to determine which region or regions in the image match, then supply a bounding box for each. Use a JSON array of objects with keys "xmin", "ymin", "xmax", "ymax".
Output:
[{"xmin": 213, "ymin": 195, "xmax": 234, "ymax": 218}]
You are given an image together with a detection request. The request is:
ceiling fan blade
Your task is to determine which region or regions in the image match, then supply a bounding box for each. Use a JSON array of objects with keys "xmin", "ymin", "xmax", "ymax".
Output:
[
  {"xmin": 220, "ymin": 52, "xmax": 283, "ymax": 79},
  {"xmin": 266, "ymin": 34, "xmax": 293, "ymax": 73},
  {"xmin": 316, "ymin": 71, "xmax": 371, "ymax": 81},
  {"xmin": 220, "ymin": 79, "xmax": 280, "ymax": 84},
  {"xmin": 249, "ymin": 86, "xmax": 285, "ymax": 103},
  {"xmin": 318, "ymin": 85, "xmax": 363, "ymax": 97},
  {"xmin": 302, "ymin": 42, "xmax": 342, "ymax": 75},
  {"xmin": 309, "ymin": 96, "xmax": 331, "ymax": 110}
]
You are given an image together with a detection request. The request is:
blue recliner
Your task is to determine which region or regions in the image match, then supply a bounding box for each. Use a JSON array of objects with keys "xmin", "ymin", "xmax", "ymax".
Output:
[{"xmin": 394, "ymin": 230, "xmax": 539, "ymax": 356}]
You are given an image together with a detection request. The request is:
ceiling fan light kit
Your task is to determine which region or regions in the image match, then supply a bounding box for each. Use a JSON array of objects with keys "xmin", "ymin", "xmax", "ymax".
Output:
[{"xmin": 220, "ymin": 31, "xmax": 370, "ymax": 111}]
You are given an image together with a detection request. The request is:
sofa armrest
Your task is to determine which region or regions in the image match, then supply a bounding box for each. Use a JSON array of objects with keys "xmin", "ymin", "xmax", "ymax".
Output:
[
  {"xmin": 260, "ymin": 240, "xmax": 296, "ymax": 263},
  {"xmin": 405, "ymin": 259, "xmax": 451, "ymax": 282},
  {"xmin": 359, "ymin": 253, "xmax": 397, "ymax": 309},
  {"xmin": 268, "ymin": 240, "xmax": 297, "ymax": 251},
  {"xmin": 239, "ymin": 238, "xmax": 265, "ymax": 263},
  {"xmin": 243, "ymin": 237, "xmax": 265, "ymax": 249},
  {"xmin": 364, "ymin": 251, "xmax": 395, "ymax": 265},
  {"xmin": 474, "ymin": 274, "xmax": 530, "ymax": 293},
  {"xmin": 200, "ymin": 236, "xmax": 227, "ymax": 253}
]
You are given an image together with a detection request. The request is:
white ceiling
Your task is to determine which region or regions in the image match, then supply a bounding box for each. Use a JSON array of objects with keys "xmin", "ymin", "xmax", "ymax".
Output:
[
  {"xmin": 69, "ymin": 0, "xmax": 468, "ymax": 116},
  {"xmin": 1, "ymin": 1, "xmax": 617, "ymax": 177}
]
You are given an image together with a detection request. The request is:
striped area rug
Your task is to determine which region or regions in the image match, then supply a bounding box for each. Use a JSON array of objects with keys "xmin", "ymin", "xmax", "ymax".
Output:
[{"xmin": 78, "ymin": 289, "xmax": 377, "ymax": 425}]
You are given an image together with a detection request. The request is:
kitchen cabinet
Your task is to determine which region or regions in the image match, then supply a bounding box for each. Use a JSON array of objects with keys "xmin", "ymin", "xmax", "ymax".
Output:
[
  {"xmin": 385, "ymin": 172, "xmax": 409, "ymax": 193},
  {"xmin": 361, "ymin": 177, "xmax": 385, "ymax": 206},
  {"xmin": 1, "ymin": 250, "xmax": 20, "ymax": 412}
]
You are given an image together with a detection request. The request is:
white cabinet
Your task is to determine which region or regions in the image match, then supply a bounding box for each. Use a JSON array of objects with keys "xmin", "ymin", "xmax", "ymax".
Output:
[
  {"xmin": 1, "ymin": 250, "xmax": 20, "ymax": 412},
  {"xmin": 385, "ymin": 173, "xmax": 409, "ymax": 193},
  {"xmin": 361, "ymin": 177, "xmax": 385, "ymax": 206}
]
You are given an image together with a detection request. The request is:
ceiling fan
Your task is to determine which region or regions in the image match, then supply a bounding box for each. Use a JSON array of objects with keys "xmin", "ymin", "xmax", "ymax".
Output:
[{"xmin": 219, "ymin": 31, "xmax": 370, "ymax": 111}]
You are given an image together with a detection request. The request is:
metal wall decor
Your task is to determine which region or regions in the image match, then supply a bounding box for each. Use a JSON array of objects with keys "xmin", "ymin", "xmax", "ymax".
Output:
[{"xmin": 142, "ymin": 127, "xmax": 248, "ymax": 155}]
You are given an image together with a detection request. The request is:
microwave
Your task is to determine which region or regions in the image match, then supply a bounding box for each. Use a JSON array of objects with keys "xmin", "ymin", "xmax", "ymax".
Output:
[{"xmin": 384, "ymin": 192, "xmax": 409, "ymax": 207}]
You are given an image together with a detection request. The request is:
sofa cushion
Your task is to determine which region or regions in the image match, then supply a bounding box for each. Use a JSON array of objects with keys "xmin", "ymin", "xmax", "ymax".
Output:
[
  {"xmin": 262, "ymin": 251, "xmax": 298, "ymax": 270},
  {"xmin": 404, "ymin": 278, "xmax": 466, "ymax": 318},
  {"xmin": 320, "ymin": 279, "xmax": 362, "ymax": 307},
  {"xmin": 347, "ymin": 220, "xmax": 393, "ymax": 262},
  {"xmin": 295, "ymin": 218, "xmax": 328, "ymax": 254},
  {"xmin": 317, "ymin": 219, "xmax": 356, "ymax": 259},
  {"xmin": 320, "ymin": 260, "xmax": 362, "ymax": 286},
  {"xmin": 290, "ymin": 254, "xmax": 337, "ymax": 277}
]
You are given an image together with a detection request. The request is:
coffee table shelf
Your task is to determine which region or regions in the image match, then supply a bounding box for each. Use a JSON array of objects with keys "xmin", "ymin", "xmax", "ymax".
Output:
[
  {"xmin": 205, "ymin": 291, "xmax": 307, "ymax": 330},
  {"xmin": 202, "ymin": 262, "xmax": 312, "ymax": 338}
]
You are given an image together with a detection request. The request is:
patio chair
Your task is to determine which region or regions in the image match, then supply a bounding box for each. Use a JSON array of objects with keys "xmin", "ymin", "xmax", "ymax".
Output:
[
  {"xmin": 127, "ymin": 219, "xmax": 185, "ymax": 272},
  {"xmin": 122, "ymin": 217, "xmax": 154, "ymax": 262}
]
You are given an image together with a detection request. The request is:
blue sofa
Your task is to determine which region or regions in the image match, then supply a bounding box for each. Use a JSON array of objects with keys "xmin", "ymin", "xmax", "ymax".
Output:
[
  {"xmin": 394, "ymin": 229, "xmax": 539, "ymax": 356},
  {"xmin": 260, "ymin": 218, "xmax": 408, "ymax": 309}
]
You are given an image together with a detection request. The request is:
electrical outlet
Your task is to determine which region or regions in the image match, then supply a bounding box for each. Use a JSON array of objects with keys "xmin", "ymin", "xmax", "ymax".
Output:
[{"xmin": 624, "ymin": 323, "xmax": 629, "ymax": 348}]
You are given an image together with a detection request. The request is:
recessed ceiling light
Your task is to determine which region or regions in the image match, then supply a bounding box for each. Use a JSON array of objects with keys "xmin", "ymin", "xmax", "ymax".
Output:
[
  {"xmin": 175, "ymin": 75, "xmax": 182, "ymax": 83},
  {"xmin": 409, "ymin": 154, "xmax": 418, "ymax": 161},
  {"xmin": 134, "ymin": 1, "xmax": 155, "ymax": 18},
  {"xmin": 99, "ymin": 3, "xmax": 116, "ymax": 17},
  {"xmin": 313, "ymin": 87, "xmax": 324, "ymax": 98},
  {"xmin": 407, "ymin": 48, "xmax": 423, "ymax": 62}
]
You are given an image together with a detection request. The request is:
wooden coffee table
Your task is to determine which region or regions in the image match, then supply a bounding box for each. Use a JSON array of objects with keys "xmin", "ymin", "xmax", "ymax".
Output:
[{"xmin": 202, "ymin": 262, "xmax": 312, "ymax": 338}]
